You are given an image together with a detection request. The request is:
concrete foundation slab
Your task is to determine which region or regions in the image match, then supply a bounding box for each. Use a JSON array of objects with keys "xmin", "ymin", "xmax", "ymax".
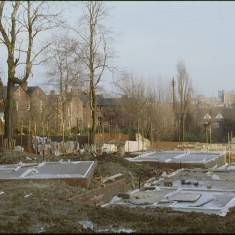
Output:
[
  {"xmin": 151, "ymin": 167, "xmax": 235, "ymax": 190},
  {"xmin": 104, "ymin": 163, "xmax": 235, "ymax": 216},
  {"xmin": 103, "ymin": 186, "xmax": 235, "ymax": 216},
  {"xmin": 126, "ymin": 151, "xmax": 226, "ymax": 169},
  {"xmin": 0, "ymin": 160, "xmax": 97, "ymax": 188}
]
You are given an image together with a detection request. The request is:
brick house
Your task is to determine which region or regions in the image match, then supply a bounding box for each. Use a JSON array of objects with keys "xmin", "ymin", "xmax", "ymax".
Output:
[
  {"xmin": 47, "ymin": 90, "xmax": 84, "ymax": 135},
  {"xmin": 0, "ymin": 83, "xmax": 121, "ymax": 136},
  {"xmin": 10, "ymin": 82, "xmax": 49, "ymax": 134},
  {"xmin": 81, "ymin": 94, "xmax": 121, "ymax": 131},
  {"xmin": 96, "ymin": 95, "xmax": 120, "ymax": 128},
  {"xmin": 0, "ymin": 82, "xmax": 58, "ymax": 135}
]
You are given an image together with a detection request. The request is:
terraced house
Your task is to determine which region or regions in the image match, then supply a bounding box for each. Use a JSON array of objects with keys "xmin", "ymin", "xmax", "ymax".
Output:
[
  {"xmin": 0, "ymin": 84, "xmax": 121, "ymax": 136},
  {"xmin": 0, "ymin": 82, "xmax": 49, "ymax": 135}
]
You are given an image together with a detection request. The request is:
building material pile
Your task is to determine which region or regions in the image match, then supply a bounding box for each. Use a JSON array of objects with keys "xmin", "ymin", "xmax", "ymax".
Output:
[{"xmin": 32, "ymin": 136, "xmax": 79, "ymax": 156}]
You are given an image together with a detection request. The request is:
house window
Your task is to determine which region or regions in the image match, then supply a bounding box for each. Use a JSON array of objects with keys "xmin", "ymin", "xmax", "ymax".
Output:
[
  {"xmin": 16, "ymin": 101, "xmax": 18, "ymax": 111},
  {"xmin": 18, "ymin": 89, "xmax": 21, "ymax": 97},
  {"xmin": 27, "ymin": 100, "xmax": 30, "ymax": 111},
  {"xmin": 68, "ymin": 106, "xmax": 70, "ymax": 116},
  {"xmin": 67, "ymin": 120, "xmax": 71, "ymax": 128},
  {"xmin": 98, "ymin": 117, "xmax": 102, "ymax": 126},
  {"xmin": 39, "ymin": 100, "xmax": 43, "ymax": 112},
  {"xmin": 121, "ymin": 120, "xmax": 125, "ymax": 127},
  {"xmin": 109, "ymin": 116, "xmax": 113, "ymax": 126}
]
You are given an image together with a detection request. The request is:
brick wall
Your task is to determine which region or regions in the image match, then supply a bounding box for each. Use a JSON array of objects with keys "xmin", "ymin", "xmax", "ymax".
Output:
[{"xmin": 96, "ymin": 133, "xmax": 129, "ymax": 142}]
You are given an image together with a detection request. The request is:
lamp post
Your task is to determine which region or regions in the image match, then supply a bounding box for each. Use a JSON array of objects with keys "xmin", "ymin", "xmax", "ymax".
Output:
[
  {"xmin": 204, "ymin": 122, "xmax": 209, "ymax": 148},
  {"xmin": 151, "ymin": 125, "xmax": 155, "ymax": 150},
  {"xmin": 76, "ymin": 117, "xmax": 78, "ymax": 144}
]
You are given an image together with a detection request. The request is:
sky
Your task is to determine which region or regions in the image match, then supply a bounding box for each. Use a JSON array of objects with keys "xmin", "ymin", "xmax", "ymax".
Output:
[
  {"xmin": 96, "ymin": 1, "xmax": 235, "ymax": 97},
  {"xmin": 1, "ymin": 1, "xmax": 235, "ymax": 98}
]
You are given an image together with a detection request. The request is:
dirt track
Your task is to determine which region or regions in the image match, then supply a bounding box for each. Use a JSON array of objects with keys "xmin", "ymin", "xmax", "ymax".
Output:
[{"xmin": 0, "ymin": 148, "xmax": 235, "ymax": 233}]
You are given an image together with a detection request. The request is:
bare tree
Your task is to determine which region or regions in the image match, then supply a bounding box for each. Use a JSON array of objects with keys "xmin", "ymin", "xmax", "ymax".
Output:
[
  {"xmin": 71, "ymin": 1, "xmax": 114, "ymax": 149},
  {"xmin": 115, "ymin": 72, "xmax": 147, "ymax": 136},
  {"xmin": 115, "ymin": 73, "xmax": 176, "ymax": 141},
  {"xmin": 0, "ymin": 1, "xmax": 62, "ymax": 140},
  {"xmin": 176, "ymin": 59, "xmax": 193, "ymax": 142},
  {"xmin": 43, "ymin": 34, "xmax": 84, "ymax": 138},
  {"xmin": 145, "ymin": 79, "xmax": 175, "ymax": 142}
]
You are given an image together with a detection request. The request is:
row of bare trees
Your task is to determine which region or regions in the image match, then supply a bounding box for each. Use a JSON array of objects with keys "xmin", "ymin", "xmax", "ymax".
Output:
[
  {"xmin": 42, "ymin": 2, "xmax": 114, "ymax": 149},
  {"xmin": 0, "ymin": 1, "xmax": 63, "ymax": 140},
  {"xmin": 114, "ymin": 60, "xmax": 194, "ymax": 142},
  {"xmin": 0, "ymin": 1, "xmax": 113, "ymax": 150},
  {"xmin": 0, "ymin": 1, "xmax": 194, "ymax": 149}
]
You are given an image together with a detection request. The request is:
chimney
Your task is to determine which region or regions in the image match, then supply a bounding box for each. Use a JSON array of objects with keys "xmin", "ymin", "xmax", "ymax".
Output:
[{"xmin": 50, "ymin": 90, "xmax": 55, "ymax": 96}]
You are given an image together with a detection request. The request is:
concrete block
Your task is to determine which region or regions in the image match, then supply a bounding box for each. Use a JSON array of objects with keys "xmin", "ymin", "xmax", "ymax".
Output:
[
  {"xmin": 164, "ymin": 181, "xmax": 173, "ymax": 187},
  {"xmin": 118, "ymin": 192, "xmax": 130, "ymax": 199},
  {"xmin": 102, "ymin": 144, "xmax": 117, "ymax": 153}
]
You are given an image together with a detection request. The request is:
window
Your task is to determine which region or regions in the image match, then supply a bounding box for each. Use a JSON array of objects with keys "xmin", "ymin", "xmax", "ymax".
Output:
[
  {"xmin": 39, "ymin": 100, "xmax": 43, "ymax": 112},
  {"xmin": 109, "ymin": 116, "xmax": 113, "ymax": 126},
  {"xmin": 16, "ymin": 101, "xmax": 18, "ymax": 111},
  {"xmin": 27, "ymin": 100, "xmax": 30, "ymax": 111},
  {"xmin": 97, "ymin": 117, "xmax": 102, "ymax": 126},
  {"xmin": 18, "ymin": 89, "xmax": 21, "ymax": 97},
  {"xmin": 214, "ymin": 122, "xmax": 219, "ymax": 128},
  {"xmin": 68, "ymin": 106, "xmax": 70, "ymax": 116}
]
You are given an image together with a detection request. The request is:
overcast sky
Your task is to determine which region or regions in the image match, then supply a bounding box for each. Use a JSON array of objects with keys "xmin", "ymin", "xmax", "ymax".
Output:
[
  {"xmin": 94, "ymin": 1, "xmax": 235, "ymax": 97},
  {"xmin": 2, "ymin": 1, "xmax": 235, "ymax": 98}
]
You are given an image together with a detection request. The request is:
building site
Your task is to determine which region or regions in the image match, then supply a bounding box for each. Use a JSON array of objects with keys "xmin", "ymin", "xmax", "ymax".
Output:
[{"xmin": 1, "ymin": 1, "xmax": 235, "ymax": 233}]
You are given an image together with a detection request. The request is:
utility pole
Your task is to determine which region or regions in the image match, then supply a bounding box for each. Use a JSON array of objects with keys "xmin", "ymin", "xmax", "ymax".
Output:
[
  {"xmin": 171, "ymin": 77, "xmax": 178, "ymax": 142},
  {"xmin": 76, "ymin": 117, "xmax": 78, "ymax": 144},
  {"xmin": 171, "ymin": 77, "xmax": 176, "ymax": 112}
]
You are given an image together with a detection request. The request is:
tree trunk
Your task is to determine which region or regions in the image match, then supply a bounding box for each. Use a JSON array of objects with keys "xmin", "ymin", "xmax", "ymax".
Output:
[
  {"xmin": 182, "ymin": 115, "xmax": 185, "ymax": 142},
  {"xmin": 179, "ymin": 114, "xmax": 184, "ymax": 142},
  {"xmin": 90, "ymin": 83, "xmax": 96, "ymax": 146},
  {"xmin": 89, "ymin": 18, "xmax": 96, "ymax": 147},
  {"xmin": 4, "ymin": 79, "xmax": 15, "ymax": 139},
  {"xmin": 0, "ymin": 1, "xmax": 62, "ymax": 140}
]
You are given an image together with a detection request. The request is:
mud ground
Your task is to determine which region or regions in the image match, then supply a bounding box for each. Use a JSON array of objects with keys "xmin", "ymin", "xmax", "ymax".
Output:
[{"xmin": 0, "ymin": 147, "xmax": 235, "ymax": 233}]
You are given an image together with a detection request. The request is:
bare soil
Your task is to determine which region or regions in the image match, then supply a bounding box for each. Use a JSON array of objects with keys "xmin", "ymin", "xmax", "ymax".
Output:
[{"xmin": 0, "ymin": 147, "xmax": 235, "ymax": 233}]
